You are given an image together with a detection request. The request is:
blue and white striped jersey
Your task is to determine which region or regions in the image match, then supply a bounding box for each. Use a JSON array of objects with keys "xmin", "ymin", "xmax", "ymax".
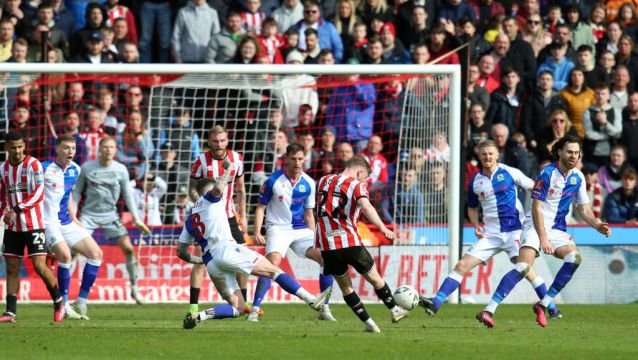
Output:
[
  {"xmin": 529, "ymin": 162, "xmax": 589, "ymax": 231},
  {"xmin": 42, "ymin": 160, "xmax": 81, "ymax": 226},
  {"xmin": 258, "ymin": 169, "xmax": 315, "ymax": 230},
  {"xmin": 468, "ymin": 164, "xmax": 534, "ymax": 233}
]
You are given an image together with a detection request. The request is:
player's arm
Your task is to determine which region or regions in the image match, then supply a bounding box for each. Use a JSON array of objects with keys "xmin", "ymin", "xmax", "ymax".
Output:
[
  {"xmin": 577, "ymin": 203, "xmax": 611, "ymax": 237},
  {"xmin": 13, "ymin": 162, "xmax": 45, "ymax": 212},
  {"xmin": 67, "ymin": 196, "xmax": 80, "ymax": 224},
  {"xmin": 253, "ymin": 203, "xmax": 266, "ymax": 245},
  {"xmin": 531, "ymin": 198, "xmax": 553, "ymax": 254},
  {"xmin": 210, "ymin": 159, "xmax": 233, "ymax": 199},
  {"xmin": 358, "ymin": 196, "xmax": 395, "ymax": 241},
  {"xmin": 467, "ymin": 207, "xmax": 483, "ymax": 238},
  {"xmin": 72, "ymin": 167, "xmax": 86, "ymax": 211},
  {"xmin": 303, "ymin": 208, "xmax": 315, "ymax": 231},
  {"xmin": 176, "ymin": 242, "xmax": 203, "ymax": 264},
  {"xmin": 234, "ymin": 174, "xmax": 248, "ymax": 233}
]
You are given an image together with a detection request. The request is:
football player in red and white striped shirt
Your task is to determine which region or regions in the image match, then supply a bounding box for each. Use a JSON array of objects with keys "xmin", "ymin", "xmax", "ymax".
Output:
[
  {"xmin": 187, "ymin": 125, "xmax": 249, "ymax": 313},
  {"xmin": 315, "ymin": 155, "xmax": 408, "ymax": 333},
  {"xmin": 0, "ymin": 132, "xmax": 65, "ymax": 323}
]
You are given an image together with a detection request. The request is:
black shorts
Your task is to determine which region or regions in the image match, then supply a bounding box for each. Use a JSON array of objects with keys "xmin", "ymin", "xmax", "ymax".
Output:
[
  {"xmin": 321, "ymin": 246, "xmax": 375, "ymax": 277},
  {"xmin": 228, "ymin": 217, "xmax": 245, "ymax": 244},
  {"xmin": 2, "ymin": 229, "xmax": 47, "ymax": 258}
]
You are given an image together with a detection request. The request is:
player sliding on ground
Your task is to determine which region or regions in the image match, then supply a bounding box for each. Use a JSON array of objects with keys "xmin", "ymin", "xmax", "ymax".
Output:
[
  {"xmin": 249, "ymin": 143, "xmax": 334, "ymax": 322},
  {"xmin": 419, "ymin": 140, "xmax": 560, "ymax": 320},
  {"xmin": 43, "ymin": 136, "xmax": 103, "ymax": 320},
  {"xmin": 476, "ymin": 136, "xmax": 611, "ymax": 328},
  {"xmin": 316, "ymin": 156, "xmax": 409, "ymax": 333},
  {"xmin": 177, "ymin": 160, "xmax": 332, "ymax": 329}
]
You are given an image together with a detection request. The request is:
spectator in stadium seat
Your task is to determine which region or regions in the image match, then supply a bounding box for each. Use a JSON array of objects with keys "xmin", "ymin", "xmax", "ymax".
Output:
[
  {"xmin": 96, "ymin": 88, "xmax": 119, "ymax": 135},
  {"xmin": 240, "ymin": 0, "xmax": 267, "ymax": 35},
  {"xmin": 500, "ymin": 17, "xmax": 537, "ymax": 92},
  {"xmin": 172, "ymin": 0, "xmax": 220, "ymax": 64},
  {"xmin": 154, "ymin": 142, "xmax": 189, "ymax": 223},
  {"xmin": 535, "ymin": 109, "xmax": 579, "ymax": 163},
  {"xmin": 303, "ymin": 28, "xmax": 321, "ymax": 64},
  {"xmin": 335, "ymin": 141, "xmax": 354, "ymax": 171},
  {"xmin": 622, "ymin": 92, "xmax": 638, "ymax": 169},
  {"xmin": 538, "ymin": 23, "xmax": 578, "ymax": 65},
  {"xmin": 111, "ymin": 17, "xmax": 132, "ymax": 53},
  {"xmin": 316, "ymin": 125, "xmax": 336, "ymax": 165},
  {"xmin": 49, "ymin": 110, "xmax": 89, "ymax": 164},
  {"xmin": 427, "ymin": 24, "xmax": 459, "ymax": 65},
  {"xmin": 51, "ymin": 81, "xmax": 92, "ymax": 130},
  {"xmin": 379, "ymin": 22, "xmax": 410, "ymax": 64},
  {"xmin": 476, "ymin": 53, "xmax": 499, "ymax": 93},
  {"xmin": 466, "ymin": 64, "xmax": 490, "ymax": 110},
  {"xmin": 100, "ymin": 27, "xmax": 119, "ymax": 61},
  {"xmin": 468, "ymin": 102, "xmax": 491, "ymax": 147},
  {"xmin": 205, "ymin": 11, "xmax": 244, "ymax": 64},
  {"xmin": 258, "ymin": 18, "xmax": 284, "ymax": 64},
  {"xmin": 330, "ymin": 0, "xmax": 358, "ymax": 50},
  {"xmin": 138, "ymin": 0, "xmax": 171, "ymax": 63},
  {"xmin": 537, "ymin": 39, "xmax": 575, "ymax": 91},
  {"xmin": 603, "ymin": 168, "xmax": 638, "ymax": 224},
  {"xmin": 116, "ymin": 110, "xmax": 151, "ymax": 180},
  {"xmin": 343, "ymin": 21, "xmax": 367, "ymax": 64},
  {"xmin": 116, "ymin": 85, "xmax": 147, "ymax": 120},
  {"xmin": 77, "ymin": 109, "xmax": 106, "ymax": 162},
  {"xmin": 7, "ymin": 102, "xmax": 41, "ymax": 156},
  {"xmin": 281, "ymin": 50, "xmax": 319, "ymax": 128},
  {"xmin": 511, "ymin": 132, "xmax": 538, "ymax": 177},
  {"xmin": 134, "ymin": 171, "xmax": 167, "ymax": 226},
  {"xmin": 318, "ymin": 48, "xmax": 335, "ymax": 64},
  {"xmin": 0, "ymin": 19, "xmax": 14, "ymax": 62},
  {"xmin": 486, "ymin": 67, "xmax": 524, "ymax": 135},
  {"xmin": 521, "ymin": 71, "xmax": 567, "ymax": 152},
  {"xmin": 598, "ymin": 145, "xmax": 635, "ymax": 194},
  {"xmin": 580, "ymin": 162, "xmax": 606, "ymax": 221},
  {"xmin": 457, "ymin": 17, "xmax": 491, "ymax": 65},
  {"xmin": 1, "ymin": 0, "xmax": 30, "ymax": 39},
  {"xmin": 361, "ymin": 35, "xmax": 383, "ymax": 64},
  {"xmin": 72, "ymin": 29, "xmax": 114, "ymax": 64},
  {"xmin": 118, "ymin": 40, "xmax": 139, "ymax": 63},
  {"xmin": 583, "ymin": 83, "xmax": 623, "ymax": 165},
  {"xmin": 425, "ymin": 131, "xmax": 451, "ymax": 163},
  {"xmin": 229, "ymin": 33, "xmax": 262, "ymax": 64},
  {"xmin": 388, "ymin": 167, "xmax": 425, "ymax": 225},
  {"xmin": 298, "ymin": 131, "xmax": 320, "ymax": 174},
  {"xmin": 32, "ymin": 2, "xmax": 70, "ymax": 60},
  {"xmin": 565, "ymin": 5, "xmax": 597, "ymax": 54},
  {"xmin": 49, "ymin": 0, "xmax": 75, "ymax": 41},
  {"xmin": 396, "ymin": 0, "xmax": 436, "ymax": 43},
  {"xmin": 356, "ymin": 0, "xmax": 394, "ymax": 28},
  {"xmin": 325, "ymin": 74, "xmax": 376, "ymax": 152},
  {"xmin": 272, "ymin": 0, "xmax": 304, "ymax": 34},
  {"xmin": 490, "ymin": 123, "xmax": 528, "ymax": 172},
  {"xmin": 611, "ymin": 65, "xmax": 630, "ymax": 112},
  {"xmin": 361, "ymin": 134, "xmax": 388, "ymax": 187},
  {"xmin": 290, "ymin": 0, "xmax": 343, "ymax": 63},
  {"xmin": 576, "ymin": 45, "xmax": 600, "ymax": 88},
  {"xmin": 105, "ymin": 0, "xmax": 138, "ymax": 44},
  {"xmin": 70, "ymin": 3, "xmax": 106, "ymax": 59},
  {"xmin": 158, "ymin": 107, "xmax": 200, "ymax": 164},
  {"xmin": 6, "ymin": 37, "xmax": 28, "ymax": 63},
  {"xmin": 425, "ymin": 161, "xmax": 448, "ymax": 225},
  {"xmin": 560, "ymin": 68, "xmax": 595, "ymax": 139},
  {"xmin": 26, "ymin": 24, "xmax": 61, "ymax": 62},
  {"xmin": 439, "ymin": 0, "xmax": 476, "ymax": 23},
  {"xmin": 522, "ymin": 12, "xmax": 552, "ymax": 58}
]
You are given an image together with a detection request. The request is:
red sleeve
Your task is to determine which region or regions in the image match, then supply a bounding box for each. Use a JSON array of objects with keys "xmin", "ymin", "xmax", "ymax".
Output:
[
  {"xmin": 126, "ymin": 11, "xmax": 138, "ymax": 44},
  {"xmin": 273, "ymin": 49, "xmax": 284, "ymax": 64},
  {"xmin": 17, "ymin": 160, "xmax": 45, "ymax": 211},
  {"xmin": 0, "ymin": 175, "xmax": 5, "ymax": 213},
  {"xmin": 190, "ymin": 157, "xmax": 202, "ymax": 179},
  {"xmin": 378, "ymin": 158, "xmax": 389, "ymax": 183}
]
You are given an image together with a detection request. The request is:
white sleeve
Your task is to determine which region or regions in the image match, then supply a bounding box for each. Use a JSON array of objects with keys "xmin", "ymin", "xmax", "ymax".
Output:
[
  {"xmin": 508, "ymin": 165, "xmax": 535, "ymax": 190},
  {"xmin": 305, "ymin": 177, "xmax": 316, "ymax": 209},
  {"xmin": 177, "ymin": 226, "xmax": 194, "ymax": 245}
]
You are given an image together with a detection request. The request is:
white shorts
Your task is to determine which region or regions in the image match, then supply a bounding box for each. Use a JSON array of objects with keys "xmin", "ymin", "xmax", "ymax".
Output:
[
  {"xmin": 265, "ymin": 227, "xmax": 314, "ymax": 258},
  {"xmin": 206, "ymin": 242, "xmax": 262, "ymax": 299},
  {"xmin": 521, "ymin": 224, "xmax": 574, "ymax": 254},
  {"xmin": 465, "ymin": 230, "xmax": 521, "ymax": 262},
  {"xmin": 45, "ymin": 221, "xmax": 91, "ymax": 248}
]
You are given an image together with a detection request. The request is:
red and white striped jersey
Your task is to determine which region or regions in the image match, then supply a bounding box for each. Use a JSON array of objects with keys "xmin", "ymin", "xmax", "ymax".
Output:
[
  {"xmin": 80, "ymin": 129, "xmax": 106, "ymax": 161},
  {"xmin": 0, "ymin": 156, "xmax": 46, "ymax": 231},
  {"xmin": 361, "ymin": 150, "xmax": 389, "ymax": 186},
  {"xmin": 315, "ymin": 174, "xmax": 369, "ymax": 251},
  {"xmin": 241, "ymin": 11, "xmax": 265, "ymax": 35},
  {"xmin": 190, "ymin": 149, "xmax": 244, "ymax": 219}
]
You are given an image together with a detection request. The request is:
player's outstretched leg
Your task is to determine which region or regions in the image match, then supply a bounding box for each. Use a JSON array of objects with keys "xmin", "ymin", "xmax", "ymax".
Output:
[
  {"xmin": 420, "ymin": 271, "xmax": 464, "ymax": 316},
  {"xmin": 189, "ymin": 262, "xmax": 206, "ymax": 313},
  {"xmin": 535, "ymin": 250, "xmax": 580, "ymax": 326},
  {"xmin": 184, "ymin": 288, "xmax": 244, "ymax": 330},
  {"xmin": 247, "ymin": 276, "xmax": 271, "ymax": 322},
  {"xmin": 526, "ymin": 269, "xmax": 561, "ymax": 319},
  {"xmin": 478, "ymin": 261, "xmax": 530, "ymax": 328},
  {"xmin": 117, "ymin": 235, "xmax": 143, "ymax": 304},
  {"xmin": 32, "ymin": 255, "xmax": 65, "ymax": 323},
  {"xmin": 361, "ymin": 267, "xmax": 408, "ymax": 323},
  {"xmin": 306, "ymin": 247, "xmax": 336, "ymax": 321},
  {"xmin": 334, "ymin": 274, "xmax": 380, "ymax": 332}
]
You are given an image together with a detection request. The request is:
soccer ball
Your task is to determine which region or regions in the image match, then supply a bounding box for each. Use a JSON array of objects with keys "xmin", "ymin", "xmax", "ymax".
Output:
[{"xmin": 393, "ymin": 285, "xmax": 419, "ymax": 311}]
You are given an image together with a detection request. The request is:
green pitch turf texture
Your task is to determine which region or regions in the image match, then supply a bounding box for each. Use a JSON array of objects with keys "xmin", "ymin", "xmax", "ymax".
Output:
[{"xmin": 1, "ymin": 304, "xmax": 636, "ymax": 359}]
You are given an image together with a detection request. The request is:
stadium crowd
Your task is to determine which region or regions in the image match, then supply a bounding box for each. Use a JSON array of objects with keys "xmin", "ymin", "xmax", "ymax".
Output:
[{"xmin": 2, "ymin": 0, "xmax": 638, "ymax": 229}]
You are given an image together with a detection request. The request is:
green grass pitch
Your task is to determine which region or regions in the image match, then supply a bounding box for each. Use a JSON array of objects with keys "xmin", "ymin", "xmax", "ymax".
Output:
[{"xmin": 1, "ymin": 304, "xmax": 636, "ymax": 359}]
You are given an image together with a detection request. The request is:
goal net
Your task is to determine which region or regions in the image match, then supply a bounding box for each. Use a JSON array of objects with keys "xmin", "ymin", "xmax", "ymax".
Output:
[{"xmin": 0, "ymin": 64, "xmax": 461, "ymax": 303}]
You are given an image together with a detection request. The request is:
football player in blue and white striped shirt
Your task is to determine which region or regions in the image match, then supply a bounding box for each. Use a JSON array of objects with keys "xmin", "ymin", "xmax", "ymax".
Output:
[
  {"xmin": 419, "ymin": 140, "xmax": 558, "ymax": 323},
  {"xmin": 476, "ymin": 136, "xmax": 611, "ymax": 328}
]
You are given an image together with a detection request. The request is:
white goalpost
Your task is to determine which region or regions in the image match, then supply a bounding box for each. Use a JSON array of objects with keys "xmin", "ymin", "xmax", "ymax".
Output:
[{"xmin": 0, "ymin": 63, "xmax": 461, "ymax": 304}]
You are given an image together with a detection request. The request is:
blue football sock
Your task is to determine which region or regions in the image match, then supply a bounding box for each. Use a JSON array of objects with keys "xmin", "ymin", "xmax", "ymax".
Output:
[
  {"xmin": 546, "ymin": 262, "xmax": 579, "ymax": 299},
  {"xmin": 491, "ymin": 268, "xmax": 524, "ymax": 304},
  {"xmin": 273, "ymin": 271, "xmax": 301, "ymax": 295},
  {"xmin": 211, "ymin": 304, "xmax": 238, "ymax": 319},
  {"xmin": 57, "ymin": 263, "xmax": 71, "ymax": 303},
  {"xmin": 532, "ymin": 279, "xmax": 557, "ymax": 312},
  {"xmin": 319, "ymin": 273, "xmax": 333, "ymax": 305},
  {"xmin": 252, "ymin": 276, "xmax": 271, "ymax": 308},
  {"xmin": 79, "ymin": 260, "xmax": 101, "ymax": 300},
  {"xmin": 433, "ymin": 271, "xmax": 463, "ymax": 309}
]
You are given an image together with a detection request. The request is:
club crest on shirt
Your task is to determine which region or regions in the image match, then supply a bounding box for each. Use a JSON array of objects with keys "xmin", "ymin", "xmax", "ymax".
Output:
[
  {"xmin": 298, "ymin": 184, "xmax": 306, "ymax": 192},
  {"xmin": 534, "ymin": 178, "xmax": 543, "ymax": 190},
  {"xmin": 497, "ymin": 174, "xmax": 505, "ymax": 182},
  {"xmin": 570, "ymin": 176, "xmax": 577, "ymax": 185},
  {"xmin": 68, "ymin": 169, "xmax": 75, "ymax": 176}
]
